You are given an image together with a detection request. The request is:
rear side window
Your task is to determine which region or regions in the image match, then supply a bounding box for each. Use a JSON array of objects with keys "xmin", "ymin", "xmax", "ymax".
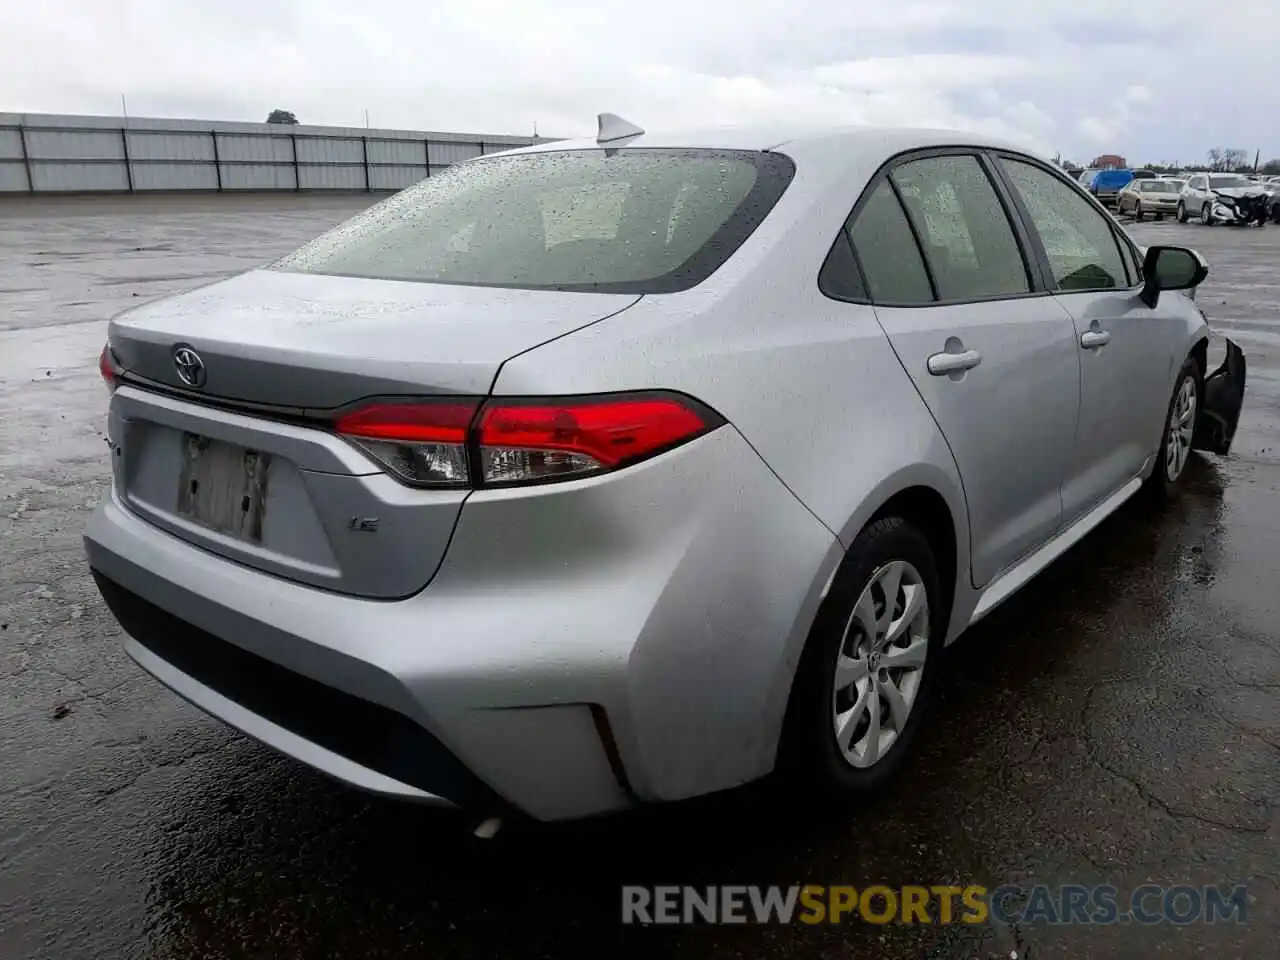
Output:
[
  {"xmin": 271, "ymin": 149, "xmax": 795, "ymax": 294},
  {"xmin": 817, "ymin": 231, "xmax": 867, "ymax": 301},
  {"xmin": 999, "ymin": 158, "xmax": 1130, "ymax": 292},
  {"xmin": 847, "ymin": 181, "xmax": 934, "ymax": 305},
  {"xmin": 889, "ymin": 155, "xmax": 1031, "ymax": 301}
]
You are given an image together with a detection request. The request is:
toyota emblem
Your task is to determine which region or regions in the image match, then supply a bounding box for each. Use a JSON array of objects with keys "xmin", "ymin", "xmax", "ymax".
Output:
[{"xmin": 172, "ymin": 345, "xmax": 206, "ymax": 388}]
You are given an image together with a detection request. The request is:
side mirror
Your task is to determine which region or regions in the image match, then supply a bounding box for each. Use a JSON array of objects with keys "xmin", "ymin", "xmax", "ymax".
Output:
[{"xmin": 1140, "ymin": 245, "xmax": 1208, "ymax": 308}]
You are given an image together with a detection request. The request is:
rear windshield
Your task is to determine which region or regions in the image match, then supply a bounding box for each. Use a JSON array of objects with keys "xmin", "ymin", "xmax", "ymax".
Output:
[
  {"xmin": 271, "ymin": 148, "xmax": 795, "ymax": 294},
  {"xmin": 1140, "ymin": 181, "xmax": 1178, "ymax": 192}
]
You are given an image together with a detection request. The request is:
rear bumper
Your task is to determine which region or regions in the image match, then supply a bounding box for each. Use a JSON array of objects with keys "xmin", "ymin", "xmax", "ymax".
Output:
[
  {"xmin": 92, "ymin": 571, "xmax": 482, "ymax": 808},
  {"xmin": 85, "ymin": 426, "xmax": 839, "ymax": 821}
]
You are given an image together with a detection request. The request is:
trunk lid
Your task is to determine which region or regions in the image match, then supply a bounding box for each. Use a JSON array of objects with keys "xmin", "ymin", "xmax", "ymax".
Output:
[
  {"xmin": 106, "ymin": 270, "xmax": 641, "ymax": 598},
  {"xmin": 109, "ymin": 268, "xmax": 641, "ymax": 409}
]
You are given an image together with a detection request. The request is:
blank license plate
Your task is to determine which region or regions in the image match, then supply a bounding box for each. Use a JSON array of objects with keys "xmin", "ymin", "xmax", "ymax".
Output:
[{"xmin": 176, "ymin": 434, "xmax": 270, "ymax": 543}]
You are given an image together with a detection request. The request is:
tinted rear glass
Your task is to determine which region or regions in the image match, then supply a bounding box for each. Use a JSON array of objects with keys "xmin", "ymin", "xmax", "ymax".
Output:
[{"xmin": 271, "ymin": 149, "xmax": 795, "ymax": 294}]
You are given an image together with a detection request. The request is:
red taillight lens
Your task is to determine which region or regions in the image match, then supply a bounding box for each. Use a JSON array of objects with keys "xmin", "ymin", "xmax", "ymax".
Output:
[
  {"xmin": 477, "ymin": 396, "xmax": 714, "ymax": 484},
  {"xmin": 99, "ymin": 345, "xmax": 119, "ymax": 394},
  {"xmin": 333, "ymin": 393, "xmax": 721, "ymax": 488},
  {"xmin": 335, "ymin": 401, "xmax": 478, "ymax": 488}
]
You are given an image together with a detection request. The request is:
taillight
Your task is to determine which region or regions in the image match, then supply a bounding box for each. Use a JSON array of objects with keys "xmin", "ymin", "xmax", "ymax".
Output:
[
  {"xmin": 477, "ymin": 396, "xmax": 714, "ymax": 484},
  {"xmin": 99, "ymin": 344, "xmax": 120, "ymax": 394},
  {"xmin": 335, "ymin": 401, "xmax": 477, "ymax": 487},
  {"xmin": 333, "ymin": 393, "xmax": 722, "ymax": 489}
]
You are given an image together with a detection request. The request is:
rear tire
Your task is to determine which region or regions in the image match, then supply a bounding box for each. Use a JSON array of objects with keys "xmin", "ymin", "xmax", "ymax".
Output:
[
  {"xmin": 1134, "ymin": 202, "xmax": 1144, "ymax": 222},
  {"xmin": 1144, "ymin": 355, "xmax": 1201, "ymax": 502},
  {"xmin": 781, "ymin": 517, "xmax": 946, "ymax": 799}
]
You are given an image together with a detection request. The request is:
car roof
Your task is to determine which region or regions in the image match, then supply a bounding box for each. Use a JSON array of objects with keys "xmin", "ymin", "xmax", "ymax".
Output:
[{"xmin": 492, "ymin": 124, "xmax": 1042, "ymax": 166}]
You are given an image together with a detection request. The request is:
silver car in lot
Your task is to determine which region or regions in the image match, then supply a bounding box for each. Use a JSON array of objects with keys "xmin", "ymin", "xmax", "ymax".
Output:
[
  {"xmin": 86, "ymin": 118, "xmax": 1247, "ymax": 822},
  {"xmin": 1177, "ymin": 172, "xmax": 1272, "ymax": 224}
]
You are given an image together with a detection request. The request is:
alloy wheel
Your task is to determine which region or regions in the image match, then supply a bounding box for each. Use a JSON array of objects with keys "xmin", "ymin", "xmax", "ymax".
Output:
[
  {"xmin": 1202, "ymin": 203, "xmax": 1214, "ymax": 225},
  {"xmin": 831, "ymin": 560, "xmax": 930, "ymax": 769},
  {"xmin": 1166, "ymin": 375, "xmax": 1197, "ymax": 482}
]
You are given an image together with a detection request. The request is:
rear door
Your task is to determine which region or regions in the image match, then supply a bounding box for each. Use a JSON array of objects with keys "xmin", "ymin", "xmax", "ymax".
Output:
[
  {"xmin": 849, "ymin": 150, "xmax": 1080, "ymax": 587},
  {"xmin": 993, "ymin": 154, "xmax": 1176, "ymax": 523}
]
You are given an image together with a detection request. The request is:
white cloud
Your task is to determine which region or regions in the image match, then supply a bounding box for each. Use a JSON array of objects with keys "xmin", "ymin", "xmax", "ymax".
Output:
[
  {"xmin": 1077, "ymin": 117, "xmax": 1118, "ymax": 146},
  {"xmin": 1, "ymin": 0, "xmax": 1278, "ymax": 164}
]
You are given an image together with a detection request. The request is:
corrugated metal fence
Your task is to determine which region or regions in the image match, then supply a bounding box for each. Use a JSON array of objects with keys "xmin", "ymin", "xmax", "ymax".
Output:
[{"xmin": 0, "ymin": 113, "xmax": 548, "ymax": 194}]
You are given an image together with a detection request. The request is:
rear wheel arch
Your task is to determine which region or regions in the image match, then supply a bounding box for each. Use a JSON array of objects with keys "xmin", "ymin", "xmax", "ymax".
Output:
[
  {"xmin": 778, "ymin": 488, "xmax": 956, "ymax": 792},
  {"xmin": 865, "ymin": 485, "xmax": 958, "ymax": 631}
]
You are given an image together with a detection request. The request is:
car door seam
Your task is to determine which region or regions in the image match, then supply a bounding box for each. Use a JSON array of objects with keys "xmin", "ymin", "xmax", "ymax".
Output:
[
  {"xmin": 726, "ymin": 425, "xmax": 842, "ymax": 546},
  {"xmin": 867, "ymin": 305, "xmax": 977, "ymax": 562},
  {"xmin": 483, "ymin": 294, "xmax": 645, "ymax": 396}
]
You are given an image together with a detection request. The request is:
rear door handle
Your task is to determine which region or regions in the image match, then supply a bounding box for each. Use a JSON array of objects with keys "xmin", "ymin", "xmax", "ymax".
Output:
[
  {"xmin": 927, "ymin": 349, "xmax": 982, "ymax": 375},
  {"xmin": 1080, "ymin": 330, "xmax": 1111, "ymax": 349}
]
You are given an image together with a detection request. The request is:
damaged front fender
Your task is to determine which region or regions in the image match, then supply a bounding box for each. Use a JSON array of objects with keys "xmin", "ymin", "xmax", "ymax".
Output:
[{"xmin": 1192, "ymin": 339, "xmax": 1246, "ymax": 455}]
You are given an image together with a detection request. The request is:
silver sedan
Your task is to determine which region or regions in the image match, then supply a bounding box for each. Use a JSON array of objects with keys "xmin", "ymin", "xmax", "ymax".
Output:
[{"xmin": 86, "ymin": 119, "xmax": 1246, "ymax": 823}]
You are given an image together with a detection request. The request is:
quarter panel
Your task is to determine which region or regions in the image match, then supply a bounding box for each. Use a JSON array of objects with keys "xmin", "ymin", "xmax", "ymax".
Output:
[
  {"xmin": 493, "ymin": 285, "xmax": 968, "ymax": 538},
  {"xmin": 493, "ymin": 265, "xmax": 973, "ymax": 642}
]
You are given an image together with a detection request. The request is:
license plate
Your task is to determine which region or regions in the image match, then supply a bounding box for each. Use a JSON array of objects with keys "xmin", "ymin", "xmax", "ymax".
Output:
[{"xmin": 176, "ymin": 434, "xmax": 270, "ymax": 542}]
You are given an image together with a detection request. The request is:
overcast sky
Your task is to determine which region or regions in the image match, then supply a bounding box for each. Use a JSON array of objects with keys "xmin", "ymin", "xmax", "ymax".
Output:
[{"xmin": 3, "ymin": 0, "xmax": 1277, "ymax": 165}]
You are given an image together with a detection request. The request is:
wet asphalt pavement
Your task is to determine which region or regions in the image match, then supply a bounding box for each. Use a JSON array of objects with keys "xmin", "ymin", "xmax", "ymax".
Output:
[{"xmin": 1, "ymin": 195, "xmax": 1277, "ymax": 959}]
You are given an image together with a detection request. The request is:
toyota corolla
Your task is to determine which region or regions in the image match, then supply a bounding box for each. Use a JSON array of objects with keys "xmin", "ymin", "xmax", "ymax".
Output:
[{"xmin": 85, "ymin": 116, "xmax": 1246, "ymax": 824}]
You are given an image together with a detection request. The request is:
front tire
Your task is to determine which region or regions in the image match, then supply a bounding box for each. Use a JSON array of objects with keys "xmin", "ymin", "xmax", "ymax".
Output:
[
  {"xmin": 1144, "ymin": 355, "xmax": 1201, "ymax": 501},
  {"xmin": 1177, "ymin": 201, "xmax": 1189, "ymax": 223},
  {"xmin": 782, "ymin": 517, "xmax": 945, "ymax": 797},
  {"xmin": 1202, "ymin": 203, "xmax": 1215, "ymax": 226},
  {"xmin": 1134, "ymin": 202, "xmax": 1145, "ymax": 222}
]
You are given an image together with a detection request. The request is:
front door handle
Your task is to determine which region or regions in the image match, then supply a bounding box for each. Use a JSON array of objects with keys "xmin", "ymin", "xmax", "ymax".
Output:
[
  {"xmin": 1080, "ymin": 329, "xmax": 1112, "ymax": 349},
  {"xmin": 927, "ymin": 349, "xmax": 982, "ymax": 375}
]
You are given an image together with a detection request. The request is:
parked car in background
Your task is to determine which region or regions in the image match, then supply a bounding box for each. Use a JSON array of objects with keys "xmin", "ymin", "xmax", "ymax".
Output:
[
  {"xmin": 1087, "ymin": 169, "xmax": 1135, "ymax": 207},
  {"xmin": 1178, "ymin": 172, "xmax": 1277, "ymax": 225},
  {"xmin": 85, "ymin": 121, "xmax": 1246, "ymax": 823},
  {"xmin": 1116, "ymin": 178, "xmax": 1182, "ymax": 220},
  {"xmin": 1131, "ymin": 169, "xmax": 1157, "ymax": 180}
]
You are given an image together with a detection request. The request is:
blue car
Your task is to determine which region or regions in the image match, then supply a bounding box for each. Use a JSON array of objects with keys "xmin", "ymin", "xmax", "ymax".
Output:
[{"xmin": 1084, "ymin": 169, "xmax": 1135, "ymax": 207}]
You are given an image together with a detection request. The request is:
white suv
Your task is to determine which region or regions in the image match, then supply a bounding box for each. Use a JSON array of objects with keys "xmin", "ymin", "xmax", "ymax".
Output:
[{"xmin": 1178, "ymin": 173, "xmax": 1264, "ymax": 224}]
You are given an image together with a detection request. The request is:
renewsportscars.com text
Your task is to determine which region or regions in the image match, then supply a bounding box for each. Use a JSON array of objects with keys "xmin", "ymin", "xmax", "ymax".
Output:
[{"xmin": 621, "ymin": 884, "xmax": 1249, "ymax": 926}]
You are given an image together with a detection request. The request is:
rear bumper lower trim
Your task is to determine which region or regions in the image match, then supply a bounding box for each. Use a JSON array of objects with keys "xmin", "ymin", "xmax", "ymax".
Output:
[{"xmin": 92, "ymin": 570, "xmax": 503, "ymax": 812}]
